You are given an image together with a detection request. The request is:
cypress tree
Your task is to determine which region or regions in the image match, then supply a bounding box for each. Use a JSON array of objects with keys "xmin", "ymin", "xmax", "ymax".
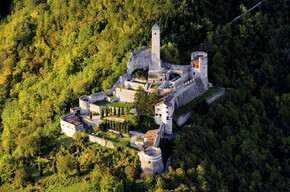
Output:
[
  {"xmin": 118, "ymin": 107, "xmax": 121, "ymax": 116},
  {"xmin": 53, "ymin": 159, "xmax": 57, "ymax": 174},
  {"xmin": 38, "ymin": 161, "xmax": 43, "ymax": 177},
  {"xmin": 121, "ymin": 107, "xmax": 124, "ymax": 115},
  {"xmin": 100, "ymin": 107, "xmax": 104, "ymax": 118},
  {"xmin": 76, "ymin": 160, "xmax": 81, "ymax": 176}
]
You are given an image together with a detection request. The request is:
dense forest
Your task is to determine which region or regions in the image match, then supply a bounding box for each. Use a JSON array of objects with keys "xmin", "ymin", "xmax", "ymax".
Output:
[{"xmin": 0, "ymin": 0, "xmax": 289, "ymax": 191}]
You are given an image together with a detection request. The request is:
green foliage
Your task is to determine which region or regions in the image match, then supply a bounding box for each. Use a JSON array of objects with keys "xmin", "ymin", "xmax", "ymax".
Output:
[
  {"xmin": 0, "ymin": 0, "xmax": 288, "ymax": 191},
  {"xmin": 56, "ymin": 154, "xmax": 74, "ymax": 177},
  {"xmin": 125, "ymin": 166, "xmax": 139, "ymax": 181},
  {"xmin": 100, "ymin": 175, "xmax": 124, "ymax": 192},
  {"xmin": 161, "ymin": 42, "xmax": 180, "ymax": 64},
  {"xmin": 133, "ymin": 69, "xmax": 148, "ymax": 80},
  {"xmin": 134, "ymin": 87, "xmax": 159, "ymax": 116},
  {"xmin": 14, "ymin": 168, "xmax": 29, "ymax": 189}
]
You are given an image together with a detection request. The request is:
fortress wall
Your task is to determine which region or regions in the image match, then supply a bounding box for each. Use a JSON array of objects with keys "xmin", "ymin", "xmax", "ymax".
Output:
[
  {"xmin": 175, "ymin": 88, "xmax": 225, "ymax": 126},
  {"xmin": 115, "ymin": 88, "xmax": 136, "ymax": 103},
  {"xmin": 206, "ymin": 88, "xmax": 225, "ymax": 104},
  {"xmin": 79, "ymin": 97, "xmax": 90, "ymax": 114},
  {"xmin": 88, "ymin": 135, "xmax": 116, "ymax": 149},
  {"xmin": 91, "ymin": 92, "xmax": 108, "ymax": 103},
  {"xmin": 88, "ymin": 135, "xmax": 106, "ymax": 146},
  {"xmin": 127, "ymin": 46, "xmax": 151, "ymax": 74},
  {"xmin": 89, "ymin": 103, "xmax": 102, "ymax": 113},
  {"xmin": 165, "ymin": 63, "xmax": 191, "ymax": 71},
  {"xmin": 175, "ymin": 109, "xmax": 195, "ymax": 126},
  {"xmin": 124, "ymin": 81, "xmax": 147, "ymax": 90},
  {"xmin": 174, "ymin": 78, "xmax": 207, "ymax": 109}
]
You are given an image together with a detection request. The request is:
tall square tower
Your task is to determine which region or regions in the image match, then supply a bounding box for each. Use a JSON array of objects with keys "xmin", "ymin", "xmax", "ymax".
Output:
[{"xmin": 150, "ymin": 24, "xmax": 161, "ymax": 72}]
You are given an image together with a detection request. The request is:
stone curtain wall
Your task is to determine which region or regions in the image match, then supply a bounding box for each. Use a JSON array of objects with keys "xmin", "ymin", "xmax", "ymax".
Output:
[
  {"xmin": 124, "ymin": 81, "xmax": 147, "ymax": 90},
  {"xmin": 127, "ymin": 46, "xmax": 151, "ymax": 74},
  {"xmin": 174, "ymin": 78, "xmax": 206, "ymax": 109},
  {"xmin": 115, "ymin": 88, "xmax": 136, "ymax": 103},
  {"xmin": 175, "ymin": 87, "xmax": 226, "ymax": 126},
  {"xmin": 206, "ymin": 88, "xmax": 225, "ymax": 104}
]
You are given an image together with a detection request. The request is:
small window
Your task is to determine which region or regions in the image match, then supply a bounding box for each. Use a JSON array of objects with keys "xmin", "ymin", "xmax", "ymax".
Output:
[
  {"xmin": 156, "ymin": 114, "xmax": 158, "ymax": 116},
  {"xmin": 155, "ymin": 33, "xmax": 156, "ymax": 35},
  {"xmin": 149, "ymin": 161, "xmax": 151, "ymax": 163},
  {"xmin": 193, "ymin": 72, "xmax": 195, "ymax": 75}
]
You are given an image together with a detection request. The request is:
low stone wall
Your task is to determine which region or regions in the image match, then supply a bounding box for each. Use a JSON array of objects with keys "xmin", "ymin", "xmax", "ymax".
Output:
[
  {"xmin": 165, "ymin": 63, "xmax": 191, "ymax": 70},
  {"xmin": 174, "ymin": 78, "xmax": 206, "ymax": 110},
  {"xmin": 175, "ymin": 109, "xmax": 195, "ymax": 126},
  {"xmin": 87, "ymin": 135, "xmax": 116, "ymax": 149},
  {"xmin": 206, "ymin": 88, "xmax": 225, "ymax": 104}
]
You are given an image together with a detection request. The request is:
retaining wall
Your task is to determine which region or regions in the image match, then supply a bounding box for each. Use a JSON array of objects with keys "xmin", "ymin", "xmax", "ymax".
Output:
[
  {"xmin": 175, "ymin": 87, "xmax": 225, "ymax": 126},
  {"xmin": 206, "ymin": 88, "xmax": 225, "ymax": 104},
  {"xmin": 87, "ymin": 135, "xmax": 116, "ymax": 149}
]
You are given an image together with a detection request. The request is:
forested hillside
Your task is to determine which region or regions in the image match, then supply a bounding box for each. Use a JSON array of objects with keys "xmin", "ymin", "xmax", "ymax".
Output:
[{"xmin": 0, "ymin": 0, "xmax": 289, "ymax": 191}]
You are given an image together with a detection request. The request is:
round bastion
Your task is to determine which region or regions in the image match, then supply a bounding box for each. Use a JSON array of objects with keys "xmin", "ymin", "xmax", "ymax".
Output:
[{"xmin": 138, "ymin": 146, "xmax": 164, "ymax": 175}]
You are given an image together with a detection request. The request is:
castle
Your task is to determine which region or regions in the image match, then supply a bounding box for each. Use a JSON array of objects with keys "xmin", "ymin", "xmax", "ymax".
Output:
[{"xmin": 61, "ymin": 24, "xmax": 212, "ymax": 175}]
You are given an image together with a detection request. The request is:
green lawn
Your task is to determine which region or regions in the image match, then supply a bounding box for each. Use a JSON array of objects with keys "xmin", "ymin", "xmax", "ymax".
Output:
[
  {"xmin": 92, "ymin": 131, "xmax": 131, "ymax": 147},
  {"xmin": 94, "ymin": 100, "xmax": 133, "ymax": 108},
  {"xmin": 174, "ymin": 87, "xmax": 222, "ymax": 116},
  {"xmin": 56, "ymin": 135, "xmax": 75, "ymax": 147}
]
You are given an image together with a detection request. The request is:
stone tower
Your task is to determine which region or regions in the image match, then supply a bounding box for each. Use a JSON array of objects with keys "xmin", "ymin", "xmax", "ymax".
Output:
[
  {"xmin": 150, "ymin": 24, "xmax": 161, "ymax": 72},
  {"xmin": 191, "ymin": 51, "xmax": 208, "ymax": 89},
  {"xmin": 138, "ymin": 146, "xmax": 164, "ymax": 175}
]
